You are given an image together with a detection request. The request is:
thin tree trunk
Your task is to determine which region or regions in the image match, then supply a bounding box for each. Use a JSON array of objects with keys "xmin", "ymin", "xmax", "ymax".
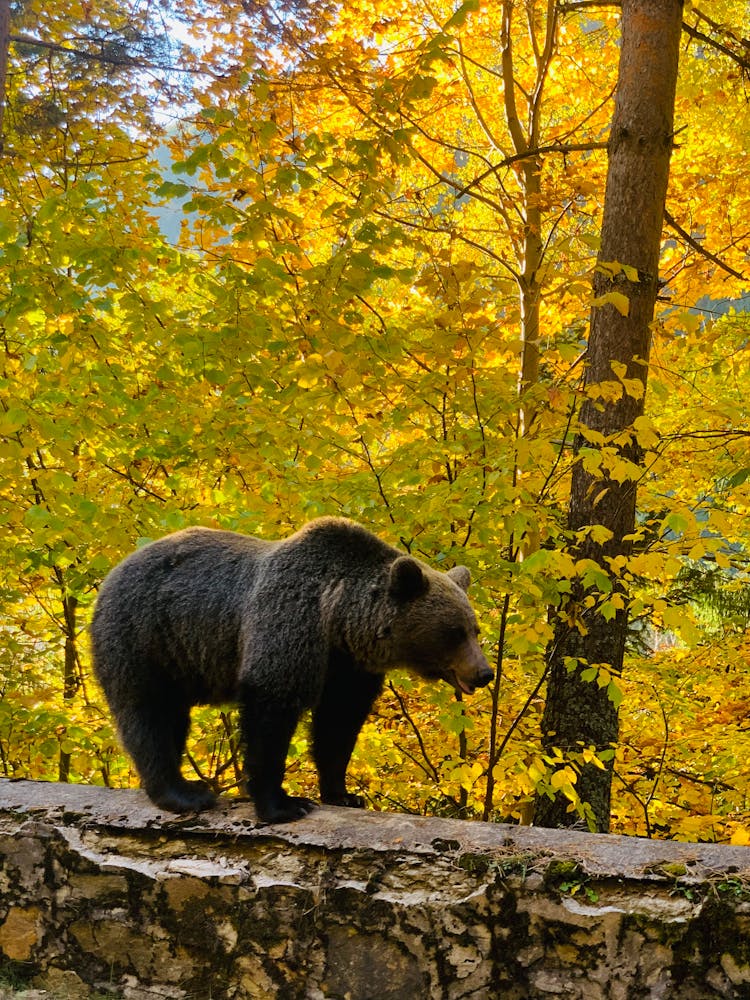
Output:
[
  {"xmin": 0, "ymin": 0, "xmax": 10, "ymax": 152},
  {"xmin": 501, "ymin": 0, "xmax": 557, "ymax": 440},
  {"xmin": 518, "ymin": 155, "xmax": 542, "ymax": 433},
  {"xmin": 58, "ymin": 592, "xmax": 78, "ymax": 784},
  {"xmin": 534, "ymin": 0, "xmax": 683, "ymax": 832}
]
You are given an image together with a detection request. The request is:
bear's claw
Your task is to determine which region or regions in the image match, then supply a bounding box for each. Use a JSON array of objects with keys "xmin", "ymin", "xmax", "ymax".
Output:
[
  {"xmin": 150, "ymin": 780, "xmax": 217, "ymax": 814},
  {"xmin": 256, "ymin": 794, "xmax": 317, "ymax": 824},
  {"xmin": 322, "ymin": 792, "xmax": 365, "ymax": 809}
]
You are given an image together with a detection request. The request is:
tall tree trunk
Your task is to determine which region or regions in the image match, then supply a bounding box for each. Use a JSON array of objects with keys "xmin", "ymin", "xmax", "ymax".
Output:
[
  {"xmin": 0, "ymin": 0, "xmax": 10, "ymax": 152},
  {"xmin": 534, "ymin": 0, "xmax": 683, "ymax": 832}
]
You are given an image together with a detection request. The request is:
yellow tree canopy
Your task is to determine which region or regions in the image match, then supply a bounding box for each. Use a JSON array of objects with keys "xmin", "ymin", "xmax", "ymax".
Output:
[{"xmin": 1, "ymin": 0, "xmax": 749, "ymax": 840}]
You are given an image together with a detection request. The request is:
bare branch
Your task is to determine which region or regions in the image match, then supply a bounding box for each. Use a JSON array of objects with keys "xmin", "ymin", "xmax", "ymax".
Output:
[
  {"xmin": 386, "ymin": 681, "xmax": 441, "ymax": 783},
  {"xmin": 10, "ymin": 32, "xmax": 226, "ymax": 79},
  {"xmin": 664, "ymin": 208, "xmax": 747, "ymax": 282},
  {"xmin": 456, "ymin": 141, "xmax": 608, "ymax": 198},
  {"xmin": 560, "ymin": 0, "xmax": 750, "ymax": 73},
  {"xmin": 682, "ymin": 10, "xmax": 750, "ymax": 73},
  {"xmin": 558, "ymin": 2, "xmax": 620, "ymax": 9}
]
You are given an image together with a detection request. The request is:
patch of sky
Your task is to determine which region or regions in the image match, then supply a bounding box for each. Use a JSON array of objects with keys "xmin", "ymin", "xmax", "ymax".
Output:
[{"xmin": 147, "ymin": 144, "xmax": 189, "ymax": 243}]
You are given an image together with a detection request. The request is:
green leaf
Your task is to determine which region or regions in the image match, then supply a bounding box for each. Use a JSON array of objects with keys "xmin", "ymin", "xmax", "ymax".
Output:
[
  {"xmin": 606, "ymin": 680, "xmax": 623, "ymax": 709},
  {"xmin": 155, "ymin": 180, "xmax": 192, "ymax": 199},
  {"xmin": 726, "ymin": 467, "xmax": 750, "ymax": 489},
  {"xmin": 444, "ymin": 0, "xmax": 480, "ymax": 30}
]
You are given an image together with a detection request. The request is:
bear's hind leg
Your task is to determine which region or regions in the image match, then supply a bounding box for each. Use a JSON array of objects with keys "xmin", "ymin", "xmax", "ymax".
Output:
[
  {"xmin": 312, "ymin": 657, "xmax": 383, "ymax": 809},
  {"xmin": 239, "ymin": 688, "xmax": 316, "ymax": 824},
  {"xmin": 119, "ymin": 696, "xmax": 216, "ymax": 814}
]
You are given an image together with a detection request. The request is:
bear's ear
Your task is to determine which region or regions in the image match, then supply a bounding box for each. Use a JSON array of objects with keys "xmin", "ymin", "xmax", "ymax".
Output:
[
  {"xmin": 388, "ymin": 556, "xmax": 429, "ymax": 602},
  {"xmin": 447, "ymin": 565, "xmax": 471, "ymax": 592}
]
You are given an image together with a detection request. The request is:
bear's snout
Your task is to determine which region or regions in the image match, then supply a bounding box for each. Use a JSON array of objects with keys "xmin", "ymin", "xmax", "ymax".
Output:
[
  {"xmin": 451, "ymin": 647, "xmax": 494, "ymax": 695},
  {"xmin": 475, "ymin": 663, "xmax": 495, "ymax": 688}
]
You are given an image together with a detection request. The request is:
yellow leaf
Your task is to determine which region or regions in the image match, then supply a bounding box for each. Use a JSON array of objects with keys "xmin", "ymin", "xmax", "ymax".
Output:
[
  {"xmin": 621, "ymin": 377, "xmax": 645, "ymax": 400},
  {"xmin": 687, "ymin": 542, "xmax": 705, "ymax": 561},
  {"xmin": 588, "ymin": 524, "xmax": 614, "ymax": 545},
  {"xmin": 592, "ymin": 290, "xmax": 630, "ymax": 316},
  {"xmin": 633, "ymin": 415, "xmax": 659, "ymax": 449},
  {"xmin": 551, "ymin": 766, "xmax": 577, "ymax": 790}
]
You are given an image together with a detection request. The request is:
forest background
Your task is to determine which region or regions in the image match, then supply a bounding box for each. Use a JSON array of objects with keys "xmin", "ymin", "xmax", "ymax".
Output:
[{"xmin": 2, "ymin": 0, "xmax": 750, "ymax": 843}]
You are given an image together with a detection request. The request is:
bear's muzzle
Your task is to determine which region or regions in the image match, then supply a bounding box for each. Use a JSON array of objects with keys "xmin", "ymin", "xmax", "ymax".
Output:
[{"xmin": 450, "ymin": 646, "xmax": 494, "ymax": 695}]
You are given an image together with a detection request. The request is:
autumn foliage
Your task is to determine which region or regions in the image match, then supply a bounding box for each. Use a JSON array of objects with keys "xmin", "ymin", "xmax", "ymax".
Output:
[{"xmin": 1, "ymin": 0, "xmax": 750, "ymax": 842}]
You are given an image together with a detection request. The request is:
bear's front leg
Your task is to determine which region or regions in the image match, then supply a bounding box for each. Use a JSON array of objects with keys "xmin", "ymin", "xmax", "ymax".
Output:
[
  {"xmin": 312, "ymin": 656, "xmax": 384, "ymax": 809},
  {"xmin": 239, "ymin": 689, "xmax": 316, "ymax": 824}
]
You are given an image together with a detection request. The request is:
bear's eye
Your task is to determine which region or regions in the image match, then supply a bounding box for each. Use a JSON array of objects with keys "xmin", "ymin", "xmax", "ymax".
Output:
[{"xmin": 445, "ymin": 625, "xmax": 467, "ymax": 643}]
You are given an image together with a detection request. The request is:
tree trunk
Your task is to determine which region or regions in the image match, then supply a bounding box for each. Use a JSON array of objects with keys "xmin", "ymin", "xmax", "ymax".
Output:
[
  {"xmin": 58, "ymin": 592, "xmax": 78, "ymax": 784},
  {"xmin": 534, "ymin": 0, "xmax": 683, "ymax": 832},
  {"xmin": 0, "ymin": 0, "xmax": 10, "ymax": 152}
]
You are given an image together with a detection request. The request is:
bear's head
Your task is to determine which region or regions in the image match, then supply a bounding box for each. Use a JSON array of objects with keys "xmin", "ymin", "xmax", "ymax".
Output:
[{"xmin": 378, "ymin": 556, "xmax": 494, "ymax": 695}]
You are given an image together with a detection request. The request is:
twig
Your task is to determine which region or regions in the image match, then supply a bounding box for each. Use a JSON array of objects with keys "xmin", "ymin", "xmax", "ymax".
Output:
[
  {"xmin": 664, "ymin": 208, "xmax": 746, "ymax": 282},
  {"xmin": 456, "ymin": 141, "xmax": 609, "ymax": 199},
  {"xmin": 387, "ymin": 680, "xmax": 441, "ymax": 782},
  {"xmin": 10, "ymin": 31, "xmax": 226, "ymax": 78}
]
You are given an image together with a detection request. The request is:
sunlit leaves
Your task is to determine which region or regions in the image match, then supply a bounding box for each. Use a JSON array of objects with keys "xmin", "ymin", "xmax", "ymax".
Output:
[{"xmin": 1, "ymin": 0, "xmax": 750, "ymax": 843}]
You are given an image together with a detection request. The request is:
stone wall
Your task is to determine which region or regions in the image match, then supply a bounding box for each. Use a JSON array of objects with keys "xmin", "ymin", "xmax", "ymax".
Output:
[{"xmin": 1, "ymin": 779, "xmax": 750, "ymax": 999}]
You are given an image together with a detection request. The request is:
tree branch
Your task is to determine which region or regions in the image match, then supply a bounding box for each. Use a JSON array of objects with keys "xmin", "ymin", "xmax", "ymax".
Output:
[
  {"xmin": 10, "ymin": 32, "xmax": 225, "ymax": 78},
  {"xmin": 500, "ymin": 0, "xmax": 527, "ymax": 156},
  {"xmin": 386, "ymin": 681, "xmax": 441, "ymax": 783},
  {"xmin": 682, "ymin": 9, "xmax": 750, "ymax": 74},
  {"xmin": 455, "ymin": 141, "xmax": 608, "ymax": 198},
  {"xmin": 560, "ymin": 2, "xmax": 750, "ymax": 72},
  {"xmin": 664, "ymin": 208, "xmax": 747, "ymax": 282}
]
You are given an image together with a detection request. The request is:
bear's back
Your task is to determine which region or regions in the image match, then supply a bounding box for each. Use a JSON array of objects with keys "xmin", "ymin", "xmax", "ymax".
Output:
[
  {"xmin": 97, "ymin": 526, "xmax": 270, "ymax": 606},
  {"xmin": 277, "ymin": 517, "xmax": 397, "ymax": 578},
  {"xmin": 91, "ymin": 528, "xmax": 274, "ymax": 695}
]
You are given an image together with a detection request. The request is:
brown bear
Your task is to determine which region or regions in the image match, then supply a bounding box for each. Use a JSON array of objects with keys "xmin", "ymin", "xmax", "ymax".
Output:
[{"xmin": 90, "ymin": 517, "xmax": 493, "ymax": 823}]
